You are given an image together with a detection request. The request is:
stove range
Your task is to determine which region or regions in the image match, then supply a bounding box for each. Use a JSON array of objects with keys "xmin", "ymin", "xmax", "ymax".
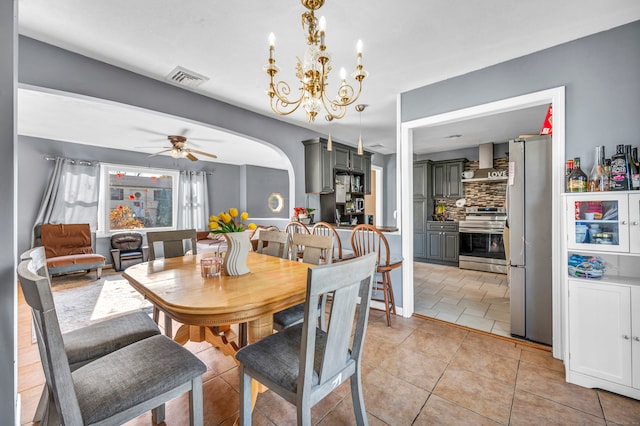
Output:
[{"xmin": 458, "ymin": 207, "xmax": 507, "ymax": 274}]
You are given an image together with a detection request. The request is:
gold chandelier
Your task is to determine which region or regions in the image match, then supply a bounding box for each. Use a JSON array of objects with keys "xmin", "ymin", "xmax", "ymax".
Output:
[{"xmin": 264, "ymin": 0, "xmax": 368, "ymax": 122}]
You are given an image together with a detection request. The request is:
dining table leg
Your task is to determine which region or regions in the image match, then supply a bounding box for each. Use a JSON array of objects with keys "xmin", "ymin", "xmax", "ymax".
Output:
[{"xmin": 173, "ymin": 324, "xmax": 240, "ymax": 360}]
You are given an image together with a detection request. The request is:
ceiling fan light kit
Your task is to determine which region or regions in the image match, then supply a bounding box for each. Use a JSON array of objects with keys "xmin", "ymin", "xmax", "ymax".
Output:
[
  {"xmin": 264, "ymin": 0, "xmax": 368, "ymax": 123},
  {"xmin": 149, "ymin": 134, "xmax": 218, "ymax": 162}
]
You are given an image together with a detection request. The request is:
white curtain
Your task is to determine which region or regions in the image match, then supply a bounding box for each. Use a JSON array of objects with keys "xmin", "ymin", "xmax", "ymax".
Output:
[
  {"xmin": 32, "ymin": 158, "xmax": 100, "ymax": 246},
  {"xmin": 177, "ymin": 171, "xmax": 209, "ymax": 230}
]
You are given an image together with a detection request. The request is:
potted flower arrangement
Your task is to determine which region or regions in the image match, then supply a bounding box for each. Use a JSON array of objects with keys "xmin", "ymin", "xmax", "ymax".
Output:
[
  {"xmin": 208, "ymin": 208, "xmax": 256, "ymax": 276},
  {"xmin": 208, "ymin": 208, "xmax": 256, "ymax": 234},
  {"xmin": 293, "ymin": 207, "xmax": 315, "ymax": 225}
]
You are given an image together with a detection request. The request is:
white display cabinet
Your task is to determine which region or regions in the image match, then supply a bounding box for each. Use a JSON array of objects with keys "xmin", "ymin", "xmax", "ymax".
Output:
[{"xmin": 564, "ymin": 192, "xmax": 640, "ymax": 400}]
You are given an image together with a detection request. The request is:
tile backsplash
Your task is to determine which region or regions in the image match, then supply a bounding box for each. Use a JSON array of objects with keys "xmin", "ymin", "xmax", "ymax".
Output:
[{"xmin": 434, "ymin": 157, "xmax": 508, "ymax": 221}]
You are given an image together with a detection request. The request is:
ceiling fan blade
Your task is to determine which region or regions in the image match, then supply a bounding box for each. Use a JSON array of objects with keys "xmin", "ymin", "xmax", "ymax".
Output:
[
  {"xmin": 148, "ymin": 148, "xmax": 173, "ymax": 157},
  {"xmin": 190, "ymin": 149, "xmax": 218, "ymax": 159},
  {"xmin": 179, "ymin": 128, "xmax": 191, "ymax": 137},
  {"xmin": 133, "ymin": 127, "xmax": 170, "ymax": 137},
  {"xmin": 185, "ymin": 152, "xmax": 198, "ymax": 162}
]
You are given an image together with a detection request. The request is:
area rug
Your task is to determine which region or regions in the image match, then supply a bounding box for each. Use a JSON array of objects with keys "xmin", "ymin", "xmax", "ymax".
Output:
[{"xmin": 51, "ymin": 270, "xmax": 153, "ymax": 333}]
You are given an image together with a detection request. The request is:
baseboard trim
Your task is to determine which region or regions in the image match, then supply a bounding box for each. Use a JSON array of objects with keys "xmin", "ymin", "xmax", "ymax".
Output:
[{"xmin": 412, "ymin": 313, "xmax": 551, "ymax": 352}]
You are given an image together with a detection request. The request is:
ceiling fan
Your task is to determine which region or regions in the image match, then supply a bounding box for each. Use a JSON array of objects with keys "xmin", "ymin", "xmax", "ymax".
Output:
[{"xmin": 147, "ymin": 135, "xmax": 218, "ymax": 161}]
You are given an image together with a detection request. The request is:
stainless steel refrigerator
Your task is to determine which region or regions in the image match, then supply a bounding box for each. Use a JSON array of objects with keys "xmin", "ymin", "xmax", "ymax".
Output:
[{"xmin": 508, "ymin": 135, "xmax": 552, "ymax": 345}]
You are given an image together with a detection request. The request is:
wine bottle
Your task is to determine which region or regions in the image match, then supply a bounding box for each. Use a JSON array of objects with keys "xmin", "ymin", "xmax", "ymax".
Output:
[
  {"xmin": 610, "ymin": 144, "xmax": 629, "ymax": 191},
  {"xmin": 565, "ymin": 159, "xmax": 574, "ymax": 192},
  {"xmin": 588, "ymin": 146, "xmax": 605, "ymax": 192},
  {"xmin": 602, "ymin": 159, "xmax": 611, "ymax": 191},
  {"xmin": 627, "ymin": 144, "xmax": 640, "ymax": 190},
  {"xmin": 567, "ymin": 157, "xmax": 588, "ymax": 192}
]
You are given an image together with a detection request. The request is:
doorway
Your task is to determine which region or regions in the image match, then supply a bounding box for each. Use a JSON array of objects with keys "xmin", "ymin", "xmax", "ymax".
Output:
[{"xmin": 399, "ymin": 87, "xmax": 565, "ymax": 358}]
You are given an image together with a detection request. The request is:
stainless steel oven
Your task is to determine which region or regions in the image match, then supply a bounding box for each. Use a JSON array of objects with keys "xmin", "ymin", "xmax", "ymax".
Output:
[{"xmin": 459, "ymin": 207, "xmax": 507, "ymax": 274}]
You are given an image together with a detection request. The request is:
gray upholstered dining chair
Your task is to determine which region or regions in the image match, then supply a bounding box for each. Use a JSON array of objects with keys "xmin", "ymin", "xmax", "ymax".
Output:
[
  {"xmin": 273, "ymin": 233, "xmax": 334, "ymax": 331},
  {"xmin": 146, "ymin": 229, "xmax": 198, "ymax": 336},
  {"xmin": 19, "ymin": 248, "xmax": 162, "ymax": 424},
  {"xmin": 256, "ymin": 230, "xmax": 290, "ymax": 258},
  {"xmin": 17, "ymin": 247, "xmax": 206, "ymax": 426},
  {"xmin": 236, "ymin": 253, "xmax": 377, "ymax": 426},
  {"xmin": 147, "ymin": 229, "xmax": 198, "ymax": 260}
]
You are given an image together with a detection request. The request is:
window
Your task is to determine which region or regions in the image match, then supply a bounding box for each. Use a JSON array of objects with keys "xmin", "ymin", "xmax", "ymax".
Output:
[{"xmin": 99, "ymin": 164, "xmax": 179, "ymax": 235}]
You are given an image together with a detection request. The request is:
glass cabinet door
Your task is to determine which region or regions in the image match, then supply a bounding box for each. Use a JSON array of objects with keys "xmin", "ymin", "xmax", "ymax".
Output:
[{"xmin": 566, "ymin": 194, "xmax": 629, "ymax": 252}]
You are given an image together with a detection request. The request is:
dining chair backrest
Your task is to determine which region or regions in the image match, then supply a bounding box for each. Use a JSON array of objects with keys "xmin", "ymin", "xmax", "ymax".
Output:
[
  {"xmin": 18, "ymin": 246, "xmax": 206, "ymax": 425},
  {"xmin": 292, "ymin": 233, "xmax": 334, "ymax": 265},
  {"xmin": 147, "ymin": 229, "xmax": 197, "ymax": 260},
  {"xmin": 256, "ymin": 230, "xmax": 290, "ymax": 259},
  {"xmin": 312, "ymin": 221, "xmax": 343, "ymax": 260},
  {"xmin": 18, "ymin": 247, "xmax": 81, "ymax": 422},
  {"xmin": 237, "ymin": 253, "xmax": 378, "ymax": 425},
  {"xmin": 285, "ymin": 221, "xmax": 310, "ymax": 258},
  {"xmin": 350, "ymin": 224, "xmax": 391, "ymax": 266}
]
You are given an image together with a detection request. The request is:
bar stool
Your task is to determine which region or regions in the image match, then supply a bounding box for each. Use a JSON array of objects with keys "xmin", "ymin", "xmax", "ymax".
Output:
[{"xmin": 350, "ymin": 224, "xmax": 402, "ymax": 326}]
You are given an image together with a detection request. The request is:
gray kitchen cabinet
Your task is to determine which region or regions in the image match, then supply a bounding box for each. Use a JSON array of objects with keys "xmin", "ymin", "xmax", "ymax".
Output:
[
  {"xmin": 414, "ymin": 199, "xmax": 428, "ymax": 259},
  {"xmin": 303, "ymin": 138, "xmax": 335, "ymax": 194},
  {"xmin": 334, "ymin": 145, "xmax": 350, "ymax": 171},
  {"xmin": 432, "ymin": 159, "xmax": 465, "ymax": 198},
  {"xmin": 362, "ymin": 154, "xmax": 372, "ymax": 195},
  {"xmin": 414, "ymin": 160, "xmax": 432, "ymax": 260},
  {"xmin": 334, "ymin": 144, "xmax": 368, "ymax": 175},
  {"xmin": 426, "ymin": 221, "xmax": 459, "ymax": 265},
  {"xmin": 414, "ymin": 161, "xmax": 429, "ymax": 198}
]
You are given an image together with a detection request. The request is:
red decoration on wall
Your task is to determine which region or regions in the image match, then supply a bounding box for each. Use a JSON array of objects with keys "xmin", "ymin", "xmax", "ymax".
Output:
[{"xmin": 540, "ymin": 104, "xmax": 553, "ymax": 135}]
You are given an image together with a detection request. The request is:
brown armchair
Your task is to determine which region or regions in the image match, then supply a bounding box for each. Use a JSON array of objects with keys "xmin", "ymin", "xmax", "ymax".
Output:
[{"xmin": 110, "ymin": 231, "xmax": 148, "ymax": 271}]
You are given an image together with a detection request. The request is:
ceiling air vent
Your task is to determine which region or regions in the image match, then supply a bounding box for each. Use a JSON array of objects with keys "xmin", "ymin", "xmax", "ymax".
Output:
[{"xmin": 166, "ymin": 66, "xmax": 209, "ymax": 88}]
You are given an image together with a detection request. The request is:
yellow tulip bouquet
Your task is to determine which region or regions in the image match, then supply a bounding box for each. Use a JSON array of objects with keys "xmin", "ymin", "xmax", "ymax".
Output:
[{"xmin": 208, "ymin": 208, "xmax": 257, "ymax": 233}]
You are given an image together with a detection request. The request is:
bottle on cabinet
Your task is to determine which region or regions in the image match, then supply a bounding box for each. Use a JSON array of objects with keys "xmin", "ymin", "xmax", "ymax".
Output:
[
  {"xmin": 588, "ymin": 146, "xmax": 606, "ymax": 192},
  {"xmin": 565, "ymin": 159, "xmax": 574, "ymax": 192},
  {"xmin": 567, "ymin": 157, "xmax": 588, "ymax": 192},
  {"xmin": 610, "ymin": 144, "xmax": 629, "ymax": 191},
  {"xmin": 626, "ymin": 144, "xmax": 640, "ymax": 190}
]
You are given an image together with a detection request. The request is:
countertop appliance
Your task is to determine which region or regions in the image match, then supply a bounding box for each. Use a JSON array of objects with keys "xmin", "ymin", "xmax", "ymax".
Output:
[
  {"xmin": 508, "ymin": 135, "xmax": 552, "ymax": 345},
  {"xmin": 459, "ymin": 207, "xmax": 507, "ymax": 274}
]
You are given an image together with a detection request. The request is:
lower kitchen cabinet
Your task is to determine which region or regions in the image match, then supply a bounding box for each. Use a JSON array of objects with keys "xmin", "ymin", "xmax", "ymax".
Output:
[
  {"xmin": 426, "ymin": 222, "xmax": 458, "ymax": 265},
  {"xmin": 567, "ymin": 278, "xmax": 640, "ymax": 398}
]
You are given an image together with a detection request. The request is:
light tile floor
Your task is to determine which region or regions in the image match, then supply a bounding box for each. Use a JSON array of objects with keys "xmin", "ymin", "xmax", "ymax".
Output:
[
  {"xmin": 18, "ymin": 274, "xmax": 640, "ymax": 425},
  {"xmin": 414, "ymin": 261, "xmax": 512, "ymax": 337}
]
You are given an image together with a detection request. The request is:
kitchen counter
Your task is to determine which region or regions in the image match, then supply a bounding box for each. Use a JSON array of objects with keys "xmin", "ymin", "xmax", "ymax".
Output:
[{"xmin": 335, "ymin": 225, "xmax": 398, "ymax": 233}]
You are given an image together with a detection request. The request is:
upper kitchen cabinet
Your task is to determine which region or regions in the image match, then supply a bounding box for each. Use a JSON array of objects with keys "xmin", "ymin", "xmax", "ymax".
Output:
[
  {"xmin": 413, "ymin": 160, "xmax": 430, "ymax": 199},
  {"xmin": 303, "ymin": 138, "xmax": 335, "ymax": 194},
  {"xmin": 334, "ymin": 145, "xmax": 370, "ymax": 175},
  {"xmin": 303, "ymin": 138, "xmax": 372, "ymax": 194},
  {"xmin": 432, "ymin": 159, "xmax": 466, "ymax": 198}
]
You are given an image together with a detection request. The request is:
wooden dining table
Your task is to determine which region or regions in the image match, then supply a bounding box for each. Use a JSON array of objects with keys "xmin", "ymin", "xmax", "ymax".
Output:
[{"xmin": 123, "ymin": 251, "xmax": 310, "ymax": 359}]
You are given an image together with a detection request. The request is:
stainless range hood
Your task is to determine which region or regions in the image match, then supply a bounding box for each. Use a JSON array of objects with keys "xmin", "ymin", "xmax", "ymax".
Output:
[{"xmin": 462, "ymin": 142, "xmax": 508, "ymax": 182}]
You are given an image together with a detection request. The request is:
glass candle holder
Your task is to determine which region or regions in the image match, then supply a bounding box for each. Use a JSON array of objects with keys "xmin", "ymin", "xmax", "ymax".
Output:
[{"xmin": 201, "ymin": 257, "xmax": 222, "ymax": 277}]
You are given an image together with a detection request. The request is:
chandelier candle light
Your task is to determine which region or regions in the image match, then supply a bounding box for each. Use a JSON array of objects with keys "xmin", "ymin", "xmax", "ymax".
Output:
[{"xmin": 264, "ymin": 0, "xmax": 368, "ymax": 122}]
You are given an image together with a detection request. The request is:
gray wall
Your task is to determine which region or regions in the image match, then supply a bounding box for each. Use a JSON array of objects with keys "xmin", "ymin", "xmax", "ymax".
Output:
[
  {"xmin": 245, "ymin": 166, "xmax": 289, "ymax": 219},
  {"xmin": 402, "ymin": 21, "xmax": 640, "ymax": 163},
  {"xmin": 1, "ymin": 1, "xmax": 16, "ymax": 422}
]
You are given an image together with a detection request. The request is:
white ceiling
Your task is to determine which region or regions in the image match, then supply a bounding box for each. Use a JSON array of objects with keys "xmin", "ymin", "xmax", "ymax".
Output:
[{"xmin": 17, "ymin": 1, "xmax": 640, "ymax": 164}]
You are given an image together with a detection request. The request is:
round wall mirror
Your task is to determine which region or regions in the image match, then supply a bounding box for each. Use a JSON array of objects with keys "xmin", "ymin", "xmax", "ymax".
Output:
[{"xmin": 267, "ymin": 192, "xmax": 285, "ymax": 213}]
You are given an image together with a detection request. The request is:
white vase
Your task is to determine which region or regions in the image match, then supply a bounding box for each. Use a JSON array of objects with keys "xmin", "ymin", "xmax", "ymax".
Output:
[{"xmin": 222, "ymin": 232, "xmax": 251, "ymax": 276}]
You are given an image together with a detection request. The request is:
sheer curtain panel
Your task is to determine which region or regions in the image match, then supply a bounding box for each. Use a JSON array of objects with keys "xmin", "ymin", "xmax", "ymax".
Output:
[
  {"xmin": 177, "ymin": 171, "xmax": 209, "ymax": 231},
  {"xmin": 32, "ymin": 158, "xmax": 100, "ymax": 247}
]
